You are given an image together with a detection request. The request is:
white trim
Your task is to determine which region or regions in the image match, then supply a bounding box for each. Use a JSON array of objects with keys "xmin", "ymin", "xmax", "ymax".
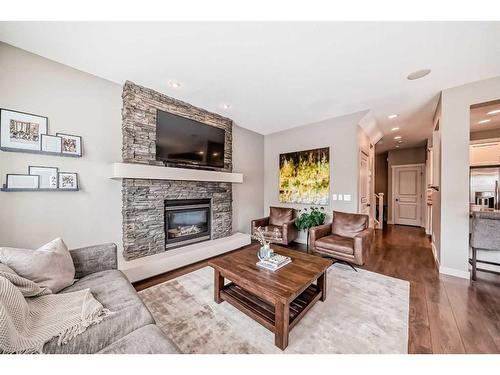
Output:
[
  {"xmin": 387, "ymin": 220, "xmax": 394, "ymax": 225},
  {"xmin": 439, "ymin": 266, "xmax": 470, "ymax": 280},
  {"xmin": 391, "ymin": 164, "xmax": 425, "ymax": 227},
  {"xmin": 431, "ymin": 242, "xmax": 440, "ymax": 268},
  {"xmin": 118, "ymin": 232, "xmax": 251, "ymax": 282},
  {"xmin": 110, "ymin": 162, "xmax": 243, "ymax": 183},
  {"xmin": 470, "ymin": 137, "xmax": 500, "ymax": 145}
]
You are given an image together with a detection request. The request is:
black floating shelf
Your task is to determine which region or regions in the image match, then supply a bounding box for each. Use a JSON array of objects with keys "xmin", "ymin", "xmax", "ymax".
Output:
[
  {"xmin": 0, "ymin": 146, "xmax": 82, "ymax": 158},
  {"xmin": 1, "ymin": 188, "xmax": 79, "ymax": 192}
]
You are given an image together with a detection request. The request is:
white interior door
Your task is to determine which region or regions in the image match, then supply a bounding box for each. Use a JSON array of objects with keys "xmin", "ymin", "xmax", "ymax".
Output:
[
  {"xmin": 359, "ymin": 151, "xmax": 370, "ymax": 215},
  {"xmin": 393, "ymin": 165, "xmax": 423, "ymax": 226}
]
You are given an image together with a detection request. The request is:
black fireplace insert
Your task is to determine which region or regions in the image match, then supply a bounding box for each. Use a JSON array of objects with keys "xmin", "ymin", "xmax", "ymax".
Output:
[{"xmin": 164, "ymin": 199, "xmax": 211, "ymax": 250}]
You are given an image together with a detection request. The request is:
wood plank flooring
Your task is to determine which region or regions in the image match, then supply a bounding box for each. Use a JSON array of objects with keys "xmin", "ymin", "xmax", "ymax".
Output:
[{"xmin": 133, "ymin": 224, "xmax": 500, "ymax": 354}]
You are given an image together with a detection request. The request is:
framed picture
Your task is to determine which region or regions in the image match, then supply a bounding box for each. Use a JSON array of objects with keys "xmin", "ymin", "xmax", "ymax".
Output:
[
  {"xmin": 56, "ymin": 133, "xmax": 82, "ymax": 156},
  {"xmin": 41, "ymin": 134, "xmax": 62, "ymax": 153},
  {"xmin": 58, "ymin": 172, "xmax": 78, "ymax": 190},
  {"xmin": 6, "ymin": 174, "xmax": 40, "ymax": 189},
  {"xmin": 0, "ymin": 108, "xmax": 48, "ymax": 151},
  {"xmin": 279, "ymin": 147, "xmax": 330, "ymax": 204},
  {"xmin": 28, "ymin": 166, "xmax": 58, "ymax": 189}
]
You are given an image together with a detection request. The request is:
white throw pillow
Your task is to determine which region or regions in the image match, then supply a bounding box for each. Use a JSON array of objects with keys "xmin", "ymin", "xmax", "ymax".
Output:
[{"xmin": 0, "ymin": 238, "xmax": 75, "ymax": 293}]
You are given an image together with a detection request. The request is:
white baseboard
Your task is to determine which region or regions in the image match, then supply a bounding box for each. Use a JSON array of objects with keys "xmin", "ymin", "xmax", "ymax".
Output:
[
  {"xmin": 439, "ymin": 266, "xmax": 470, "ymax": 279},
  {"xmin": 431, "ymin": 242, "xmax": 440, "ymax": 268},
  {"xmin": 387, "ymin": 220, "xmax": 394, "ymax": 225},
  {"xmin": 118, "ymin": 232, "xmax": 251, "ymax": 282}
]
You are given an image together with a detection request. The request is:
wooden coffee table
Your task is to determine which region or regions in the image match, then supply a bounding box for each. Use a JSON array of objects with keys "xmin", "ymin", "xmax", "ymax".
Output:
[{"xmin": 208, "ymin": 244, "xmax": 332, "ymax": 350}]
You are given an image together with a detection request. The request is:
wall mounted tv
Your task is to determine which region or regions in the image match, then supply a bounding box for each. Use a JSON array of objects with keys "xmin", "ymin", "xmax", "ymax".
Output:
[{"xmin": 156, "ymin": 110, "xmax": 225, "ymax": 168}]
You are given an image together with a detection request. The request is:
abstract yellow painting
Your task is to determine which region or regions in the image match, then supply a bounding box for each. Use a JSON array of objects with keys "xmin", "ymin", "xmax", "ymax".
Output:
[{"xmin": 279, "ymin": 147, "xmax": 329, "ymax": 204}]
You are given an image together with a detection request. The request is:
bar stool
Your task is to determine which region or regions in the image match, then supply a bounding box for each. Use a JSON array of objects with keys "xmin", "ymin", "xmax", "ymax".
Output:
[{"xmin": 470, "ymin": 211, "xmax": 500, "ymax": 281}]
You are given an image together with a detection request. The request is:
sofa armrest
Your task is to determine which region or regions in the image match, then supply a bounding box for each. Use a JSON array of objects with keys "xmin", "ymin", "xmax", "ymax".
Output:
[
  {"xmin": 308, "ymin": 223, "xmax": 332, "ymax": 252},
  {"xmin": 354, "ymin": 228, "xmax": 374, "ymax": 256},
  {"xmin": 70, "ymin": 243, "xmax": 118, "ymax": 279},
  {"xmin": 252, "ymin": 217, "xmax": 270, "ymax": 232}
]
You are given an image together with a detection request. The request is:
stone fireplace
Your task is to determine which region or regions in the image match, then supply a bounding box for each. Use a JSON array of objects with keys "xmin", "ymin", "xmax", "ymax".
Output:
[{"xmin": 121, "ymin": 81, "xmax": 233, "ymax": 261}]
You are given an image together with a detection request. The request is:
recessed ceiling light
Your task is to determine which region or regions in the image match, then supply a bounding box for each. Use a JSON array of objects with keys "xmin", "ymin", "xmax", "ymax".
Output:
[
  {"xmin": 394, "ymin": 135, "xmax": 402, "ymax": 140},
  {"xmin": 395, "ymin": 145, "xmax": 400, "ymax": 148},
  {"xmin": 478, "ymin": 119, "xmax": 491, "ymax": 124},
  {"xmin": 397, "ymin": 140, "xmax": 403, "ymax": 144},
  {"xmin": 391, "ymin": 127, "xmax": 400, "ymax": 131},
  {"xmin": 168, "ymin": 81, "xmax": 182, "ymax": 88},
  {"xmin": 407, "ymin": 69, "xmax": 431, "ymax": 80},
  {"xmin": 221, "ymin": 104, "xmax": 231, "ymax": 110},
  {"xmin": 487, "ymin": 109, "xmax": 500, "ymax": 115},
  {"xmin": 388, "ymin": 114, "xmax": 398, "ymax": 119}
]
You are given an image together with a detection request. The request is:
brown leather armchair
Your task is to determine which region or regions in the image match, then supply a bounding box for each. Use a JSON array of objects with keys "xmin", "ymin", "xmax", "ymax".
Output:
[
  {"xmin": 308, "ymin": 211, "xmax": 373, "ymax": 266},
  {"xmin": 251, "ymin": 207, "xmax": 298, "ymax": 245}
]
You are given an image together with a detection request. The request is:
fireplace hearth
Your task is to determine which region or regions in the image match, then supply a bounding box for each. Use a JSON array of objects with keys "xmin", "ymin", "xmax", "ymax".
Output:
[{"xmin": 165, "ymin": 199, "xmax": 211, "ymax": 250}]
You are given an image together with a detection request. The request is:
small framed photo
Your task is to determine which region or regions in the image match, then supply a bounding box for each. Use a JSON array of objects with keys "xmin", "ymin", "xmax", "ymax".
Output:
[
  {"xmin": 40, "ymin": 134, "xmax": 62, "ymax": 153},
  {"xmin": 58, "ymin": 172, "xmax": 78, "ymax": 190},
  {"xmin": 6, "ymin": 174, "xmax": 40, "ymax": 189},
  {"xmin": 28, "ymin": 166, "xmax": 58, "ymax": 189},
  {"xmin": 56, "ymin": 133, "xmax": 82, "ymax": 156},
  {"xmin": 0, "ymin": 108, "xmax": 48, "ymax": 151}
]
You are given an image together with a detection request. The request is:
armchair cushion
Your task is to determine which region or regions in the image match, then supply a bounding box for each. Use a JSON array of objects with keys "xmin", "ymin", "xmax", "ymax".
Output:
[
  {"xmin": 332, "ymin": 211, "xmax": 369, "ymax": 238},
  {"xmin": 261, "ymin": 225, "xmax": 283, "ymax": 239},
  {"xmin": 315, "ymin": 235, "xmax": 354, "ymax": 255},
  {"xmin": 269, "ymin": 207, "xmax": 295, "ymax": 226}
]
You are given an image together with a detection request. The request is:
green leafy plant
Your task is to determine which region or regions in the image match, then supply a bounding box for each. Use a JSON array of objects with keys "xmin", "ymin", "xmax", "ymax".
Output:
[{"xmin": 295, "ymin": 206, "xmax": 327, "ymax": 249}]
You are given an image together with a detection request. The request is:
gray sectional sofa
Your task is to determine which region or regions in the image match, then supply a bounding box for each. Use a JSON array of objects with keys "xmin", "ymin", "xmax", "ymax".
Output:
[{"xmin": 42, "ymin": 243, "xmax": 179, "ymax": 354}]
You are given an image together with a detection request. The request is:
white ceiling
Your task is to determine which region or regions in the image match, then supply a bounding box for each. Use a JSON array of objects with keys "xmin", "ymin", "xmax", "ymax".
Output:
[{"xmin": 1, "ymin": 22, "xmax": 500, "ymax": 151}]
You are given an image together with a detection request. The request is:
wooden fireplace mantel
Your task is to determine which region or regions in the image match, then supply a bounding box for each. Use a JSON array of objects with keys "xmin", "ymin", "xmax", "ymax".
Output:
[{"xmin": 109, "ymin": 162, "xmax": 243, "ymax": 183}]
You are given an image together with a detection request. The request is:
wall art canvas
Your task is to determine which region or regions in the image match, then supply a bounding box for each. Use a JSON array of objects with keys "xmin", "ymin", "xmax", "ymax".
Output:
[
  {"xmin": 28, "ymin": 166, "xmax": 58, "ymax": 189},
  {"xmin": 57, "ymin": 133, "xmax": 82, "ymax": 156},
  {"xmin": 279, "ymin": 147, "xmax": 330, "ymax": 204},
  {"xmin": 0, "ymin": 109, "xmax": 48, "ymax": 151},
  {"xmin": 58, "ymin": 172, "xmax": 78, "ymax": 190}
]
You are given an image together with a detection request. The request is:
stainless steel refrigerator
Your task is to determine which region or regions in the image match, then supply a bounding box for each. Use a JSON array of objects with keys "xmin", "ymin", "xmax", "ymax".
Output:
[{"xmin": 470, "ymin": 167, "xmax": 500, "ymax": 209}]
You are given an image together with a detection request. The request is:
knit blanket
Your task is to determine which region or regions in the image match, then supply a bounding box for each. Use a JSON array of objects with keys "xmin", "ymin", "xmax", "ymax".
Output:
[{"xmin": 0, "ymin": 266, "xmax": 110, "ymax": 354}]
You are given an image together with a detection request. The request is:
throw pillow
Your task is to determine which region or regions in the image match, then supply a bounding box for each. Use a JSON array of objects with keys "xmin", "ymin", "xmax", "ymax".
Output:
[{"xmin": 0, "ymin": 238, "xmax": 75, "ymax": 293}]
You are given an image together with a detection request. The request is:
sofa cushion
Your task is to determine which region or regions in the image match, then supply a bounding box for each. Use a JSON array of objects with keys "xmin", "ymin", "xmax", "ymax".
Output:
[
  {"xmin": 315, "ymin": 235, "xmax": 354, "ymax": 255},
  {"xmin": 43, "ymin": 269, "xmax": 154, "ymax": 354},
  {"xmin": 269, "ymin": 207, "xmax": 294, "ymax": 226},
  {"xmin": 0, "ymin": 238, "xmax": 75, "ymax": 293},
  {"xmin": 97, "ymin": 324, "xmax": 180, "ymax": 354}
]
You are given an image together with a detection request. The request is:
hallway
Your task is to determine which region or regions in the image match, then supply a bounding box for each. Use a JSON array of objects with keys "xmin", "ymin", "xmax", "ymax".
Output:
[{"xmin": 365, "ymin": 225, "xmax": 500, "ymax": 353}]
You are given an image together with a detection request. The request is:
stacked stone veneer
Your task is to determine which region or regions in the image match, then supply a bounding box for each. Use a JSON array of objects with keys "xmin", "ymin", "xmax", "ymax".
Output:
[{"xmin": 122, "ymin": 81, "xmax": 233, "ymax": 261}]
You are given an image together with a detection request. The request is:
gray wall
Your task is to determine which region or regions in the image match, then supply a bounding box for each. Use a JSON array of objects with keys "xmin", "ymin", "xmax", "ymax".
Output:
[
  {"xmin": 232, "ymin": 125, "xmax": 264, "ymax": 234},
  {"xmin": 264, "ymin": 111, "xmax": 368, "ymax": 243},
  {"xmin": 375, "ymin": 152, "xmax": 388, "ymax": 197},
  {"xmin": 0, "ymin": 42, "xmax": 123, "ymax": 250},
  {"xmin": 387, "ymin": 146, "xmax": 427, "ymax": 223}
]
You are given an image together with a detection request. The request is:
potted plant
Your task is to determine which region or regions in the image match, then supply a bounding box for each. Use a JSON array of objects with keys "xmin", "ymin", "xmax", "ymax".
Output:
[{"xmin": 295, "ymin": 206, "xmax": 327, "ymax": 250}]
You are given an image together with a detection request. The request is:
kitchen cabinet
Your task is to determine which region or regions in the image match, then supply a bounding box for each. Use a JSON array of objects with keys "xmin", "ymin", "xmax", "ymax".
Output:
[{"xmin": 470, "ymin": 142, "xmax": 500, "ymax": 166}]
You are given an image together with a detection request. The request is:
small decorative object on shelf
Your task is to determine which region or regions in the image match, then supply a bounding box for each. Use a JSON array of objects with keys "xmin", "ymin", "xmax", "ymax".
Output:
[
  {"xmin": 252, "ymin": 226, "xmax": 279, "ymax": 260},
  {"xmin": 5, "ymin": 174, "xmax": 39, "ymax": 189},
  {"xmin": 58, "ymin": 172, "xmax": 78, "ymax": 190},
  {"xmin": 295, "ymin": 206, "xmax": 327, "ymax": 250},
  {"xmin": 28, "ymin": 166, "xmax": 58, "ymax": 189},
  {"xmin": 0, "ymin": 108, "xmax": 48, "ymax": 152},
  {"xmin": 57, "ymin": 133, "xmax": 82, "ymax": 157},
  {"xmin": 40, "ymin": 134, "xmax": 62, "ymax": 153}
]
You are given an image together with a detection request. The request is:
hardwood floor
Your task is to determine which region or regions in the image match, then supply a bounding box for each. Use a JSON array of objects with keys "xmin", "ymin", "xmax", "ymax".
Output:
[{"xmin": 133, "ymin": 224, "xmax": 500, "ymax": 354}]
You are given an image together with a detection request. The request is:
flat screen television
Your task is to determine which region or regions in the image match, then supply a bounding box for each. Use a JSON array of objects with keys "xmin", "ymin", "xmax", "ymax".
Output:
[{"xmin": 156, "ymin": 110, "xmax": 225, "ymax": 168}]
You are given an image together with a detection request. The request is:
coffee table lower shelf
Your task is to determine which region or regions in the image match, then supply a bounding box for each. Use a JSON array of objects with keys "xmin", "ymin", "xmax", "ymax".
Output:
[{"xmin": 220, "ymin": 282, "xmax": 322, "ymax": 333}]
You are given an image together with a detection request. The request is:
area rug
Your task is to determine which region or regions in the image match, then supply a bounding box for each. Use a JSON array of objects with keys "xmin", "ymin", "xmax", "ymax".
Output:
[{"xmin": 139, "ymin": 264, "xmax": 409, "ymax": 354}]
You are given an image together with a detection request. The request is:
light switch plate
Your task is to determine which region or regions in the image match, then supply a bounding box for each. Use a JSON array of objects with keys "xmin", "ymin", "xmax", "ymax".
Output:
[
  {"xmin": 343, "ymin": 194, "xmax": 351, "ymax": 201},
  {"xmin": 332, "ymin": 194, "xmax": 337, "ymax": 201}
]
